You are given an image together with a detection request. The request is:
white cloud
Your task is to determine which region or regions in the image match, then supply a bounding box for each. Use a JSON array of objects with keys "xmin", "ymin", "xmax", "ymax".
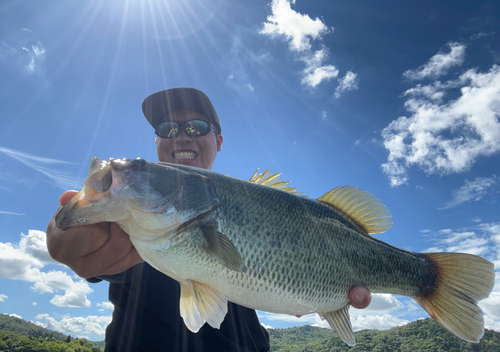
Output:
[
  {"xmin": 260, "ymin": 0, "xmax": 338, "ymax": 88},
  {"xmin": 22, "ymin": 42, "xmax": 45, "ymax": 73},
  {"xmin": 258, "ymin": 311, "xmax": 317, "ymax": 324},
  {"xmin": 382, "ymin": 60, "xmax": 500, "ymax": 187},
  {"xmin": 258, "ymin": 294, "xmax": 406, "ymax": 332},
  {"xmin": 20, "ymin": 230, "xmax": 57, "ymax": 264},
  {"xmin": 0, "ymin": 210, "xmax": 25, "ymax": 216},
  {"xmin": 32, "ymin": 302, "xmax": 37, "ymax": 306},
  {"xmin": 313, "ymin": 312, "xmax": 409, "ymax": 332},
  {"xmin": 423, "ymin": 227, "xmax": 492, "ymax": 256},
  {"xmin": 0, "ymin": 39, "xmax": 18, "ymax": 58},
  {"xmin": 335, "ymin": 71, "xmax": 359, "ymax": 98},
  {"xmin": 0, "ymin": 146, "xmax": 80, "ymax": 190},
  {"xmin": 350, "ymin": 314, "xmax": 409, "ymax": 332},
  {"xmin": 8, "ymin": 313, "xmax": 22, "ymax": 319},
  {"xmin": 351, "ymin": 294, "xmax": 404, "ymax": 315},
  {"xmin": 36, "ymin": 314, "xmax": 112, "ymax": 337},
  {"xmin": 261, "ymin": 323, "xmax": 275, "ymax": 329},
  {"xmin": 480, "ymin": 292, "xmax": 500, "ymax": 320},
  {"xmin": 260, "ymin": 0, "xmax": 331, "ymax": 52},
  {"xmin": 225, "ymin": 32, "xmax": 274, "ymax": 94},
  {"xmin": 403, "ymin": 42, "xmax": 466, "ymax": 81},
  {"xmin": 440, "ymin": 175, "xmax": 499, "ymax": 209},
  {"xmin": 321, "ymin": 110, "xmax": 327, "ymax": 121},
  {"xmin": 470, "ymin": 31, "xmax": 495, "ymax": 40},
  {"xmin": 0, "ymin": 230, "xmax": 93, "ymax": 308},
  {"xmin": 0, "ymin": 294, "xmax": 7, "ymax": 302},
  {"xmin": 0, "ymin": 28, "xmax": 46, "ymax": 76},
  {"xmin": 301, "ymin": 48, "xmax": 338, "ymax": 88},
  {"xmin": 97, "ymin": 301, "xmax": 114, "ymax": 310}
]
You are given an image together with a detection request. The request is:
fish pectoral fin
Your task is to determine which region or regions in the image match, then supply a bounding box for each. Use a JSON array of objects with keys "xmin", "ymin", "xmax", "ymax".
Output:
[
  {"xmin": 319, "ymin": 305, "xmax": 355, "ymax": 347},
  {"xmin": 201, "ymin": 225, "xmax": 246, "ymax": 272},
  {"xmin": 180, "ymin": 280, "xmax": 228, "ymax": 332}
]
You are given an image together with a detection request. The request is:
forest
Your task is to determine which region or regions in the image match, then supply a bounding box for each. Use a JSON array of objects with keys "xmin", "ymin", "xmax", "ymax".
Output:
[
  {"xmin": 0, "ymin": 314, "xmax": 102, "ymax": 352},
  {"xmin": 2, "ymin": 314, "xmax": 500, "ymax": 351}
]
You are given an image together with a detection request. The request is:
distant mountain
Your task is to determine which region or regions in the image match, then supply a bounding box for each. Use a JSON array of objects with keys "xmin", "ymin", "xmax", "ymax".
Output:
[
  {"xmin": 269, "ymin": 318, "xmax": 500, "ymax": 352},
  {"xmin": 0, "ymin": 314, "xmax": 103, "ymax": 351},
  {"xmin": 2, "ymin": 314, "xmax": 499, "ymax": 351},
  {"xmin": 0, "ymin": 314, "xmax": 68, "ymax": 341}
]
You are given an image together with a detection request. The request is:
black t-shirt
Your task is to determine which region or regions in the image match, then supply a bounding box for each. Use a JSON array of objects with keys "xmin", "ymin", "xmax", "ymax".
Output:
[{"xmin": 99, "ymin": 263, "xmax": 270, "ymax": 352}]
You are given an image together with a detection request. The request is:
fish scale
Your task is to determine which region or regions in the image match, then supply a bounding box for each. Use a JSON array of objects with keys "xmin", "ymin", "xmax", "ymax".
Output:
[
  {"xmin": 158, "ymin": 171, "xmax": 433, "ymax": 314},
  {"xmin": 55, "ymin": 157, "xmax": 495, "ymax": 346}
]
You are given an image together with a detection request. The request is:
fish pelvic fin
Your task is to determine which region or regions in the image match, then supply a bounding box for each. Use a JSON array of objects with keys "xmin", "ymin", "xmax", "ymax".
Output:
[
  {"xmin": 414, "ymin": 252, "xmax": 495, "ymax": 343},
  {"xmin": 180, "ymin": 280, "xmax": 228, "ymax": 332},
  {"xmin": 201, "ymin": 224, "xmax": 246, "ymax": 272},
  {"xmin": 317, "ymin": 186, "xmax": 393, "ymax": 235},
  {"xmin": 319, "ymin": 305, "xmax": 355, "ymax": 346},
  {"xmin": 249, "ymin": 169, "xmax": 304, "ymax": 196}
]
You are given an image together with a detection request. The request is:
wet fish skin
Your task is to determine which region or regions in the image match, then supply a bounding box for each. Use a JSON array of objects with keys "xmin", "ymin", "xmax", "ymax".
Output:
[{"xmin": 55, "ymin": 157, "xmax": 495, "ymax": 346}]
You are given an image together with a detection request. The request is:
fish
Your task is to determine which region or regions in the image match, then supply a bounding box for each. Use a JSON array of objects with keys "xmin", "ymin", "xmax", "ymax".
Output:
[{"xmin": 55, "ymin": 157, "xmax": 495, "ymax": 346}]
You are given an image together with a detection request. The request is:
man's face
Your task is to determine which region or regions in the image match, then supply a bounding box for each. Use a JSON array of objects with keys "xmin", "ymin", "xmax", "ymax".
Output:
[{"xmin": 155, "ymin": 109, "xmax": 223, "ymax": 170}]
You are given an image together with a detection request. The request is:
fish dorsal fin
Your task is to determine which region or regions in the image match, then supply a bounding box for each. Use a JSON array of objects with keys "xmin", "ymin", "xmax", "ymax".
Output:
[
  {"xmin": 249, "ymin": 169, "xmax": 304, "ymax": 195},
  {"xmin": 318, "ymin": 186, "xmax": 393, "ymax": 235}
]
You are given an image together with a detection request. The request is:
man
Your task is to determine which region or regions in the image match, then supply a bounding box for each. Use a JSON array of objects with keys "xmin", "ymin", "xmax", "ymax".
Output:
[{"xmin": 46, "ymin": 88, "xmax": 370, "ymax": 351}]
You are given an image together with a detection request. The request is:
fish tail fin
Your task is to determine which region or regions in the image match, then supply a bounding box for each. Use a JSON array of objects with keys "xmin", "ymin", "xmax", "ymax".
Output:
[{"xmin": 414, "ymin": 252, "xmax": 494, "ymax": 343}]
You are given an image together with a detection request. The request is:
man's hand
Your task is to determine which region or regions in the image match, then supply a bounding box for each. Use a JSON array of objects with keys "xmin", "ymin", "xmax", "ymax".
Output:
[
  {"xmin": 348, "ymin": 286, "xmax": 371, "ymax": 309},
  {"xmin": 46, "ymin": 191, "xmax": 144, "ymax": 279}
]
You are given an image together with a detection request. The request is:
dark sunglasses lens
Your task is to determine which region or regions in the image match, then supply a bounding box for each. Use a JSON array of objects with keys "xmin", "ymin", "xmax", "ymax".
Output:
[
  {"xmin": 157, "ymin": 122, "xmax": 178, "ymax": 138},
  {"xmin": 185, "ymin": 120, "xmax": 210, "ymax": 136}
]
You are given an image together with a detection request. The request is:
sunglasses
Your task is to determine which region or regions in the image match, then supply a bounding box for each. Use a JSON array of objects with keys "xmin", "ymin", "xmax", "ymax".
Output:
[{"xmin": 155, "ymin": 120, "xmax": 217, "ymax": 138}]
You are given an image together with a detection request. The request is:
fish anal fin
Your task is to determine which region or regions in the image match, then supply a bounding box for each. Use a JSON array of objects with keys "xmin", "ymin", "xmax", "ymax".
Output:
[
  {"xmin": 319, "ymin": 305, "xmax": 355, "ymax": 346},
  {"xmin": 318, "ymin": 186, "xmax": 393, "ymax": 235},
  {"xmin": 414, "ymin": 252, "xmax": 494, "ymax": 343},
  {"xmin": 180, "ymin": 280, "xmax": 228, "ymax": 332},
  {"xmin": 201, "ymin": 224, "xmax": 246, "ymax": 272}
]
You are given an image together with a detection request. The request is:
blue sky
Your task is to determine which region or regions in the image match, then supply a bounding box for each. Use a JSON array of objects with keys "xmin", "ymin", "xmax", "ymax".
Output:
[{"xmin": 1, "ymin": 0, "xmax": 499, "ymax": 342}]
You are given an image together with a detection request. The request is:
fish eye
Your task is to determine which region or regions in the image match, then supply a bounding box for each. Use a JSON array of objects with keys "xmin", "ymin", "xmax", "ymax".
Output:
[
  {"xmin": 129, "ymin": 158, "xmax": 148, "ymax": 170},
  {"xmin": 101, "ymin": 170, "xmax": 113, "ymax": 192}
]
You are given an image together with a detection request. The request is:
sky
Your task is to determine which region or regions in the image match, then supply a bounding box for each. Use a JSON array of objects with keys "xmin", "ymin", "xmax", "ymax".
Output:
[{"xmin": 0, "ymin": 0, "xmax": 499, "ymax": 343}]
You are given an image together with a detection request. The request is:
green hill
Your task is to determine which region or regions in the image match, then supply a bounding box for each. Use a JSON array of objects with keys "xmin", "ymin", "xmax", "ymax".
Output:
[
  {"xmin": 2, "ymin": 314, "xmax": 500, "ymax": 351},
  {"xmin": 269, "ymin": 319, "xmax": 500, "ymax": 352},
  {"xmin": 0, "ymin": 314, "xmax": 68, "ymax": 342},
  {"xmin": 0, "ymin": 314, "xmax": 103, "ymax": 352}
]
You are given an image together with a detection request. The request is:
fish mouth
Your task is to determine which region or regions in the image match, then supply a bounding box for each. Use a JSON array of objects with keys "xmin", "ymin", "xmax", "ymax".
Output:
[
  {"xmin": 54, "ymin": 188, "xmax": 108, "ymax": 229},
  {"xmin": 172, "ymin": 151, "xmax": 198, "ymax": 160}
]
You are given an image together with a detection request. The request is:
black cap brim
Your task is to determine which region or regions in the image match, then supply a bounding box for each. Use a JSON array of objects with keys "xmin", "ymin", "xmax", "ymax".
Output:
[{"xmin": 142, "ymin": 88, "xmax": 221, "ymax": 134}]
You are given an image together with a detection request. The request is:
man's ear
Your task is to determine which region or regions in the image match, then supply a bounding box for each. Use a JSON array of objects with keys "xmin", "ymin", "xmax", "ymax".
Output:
[
  {"xmin": 155, "ymin": 136, "xmax": 160, "ymax": 146},
  {"xmin": 217, "ymin": 134, "xmax": 223, "ymax": 152}
]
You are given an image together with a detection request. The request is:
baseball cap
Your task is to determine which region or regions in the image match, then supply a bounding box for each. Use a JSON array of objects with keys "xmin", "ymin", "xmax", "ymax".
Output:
[{"xmin": 142, "ymin": 88, "xmax": 221, "ymax": 134}]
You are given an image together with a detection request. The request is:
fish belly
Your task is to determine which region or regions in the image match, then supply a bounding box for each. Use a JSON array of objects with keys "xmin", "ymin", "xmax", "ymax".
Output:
[{"xmin": 130, "ymin": 217, "xmax": 429, "ymax": 316}]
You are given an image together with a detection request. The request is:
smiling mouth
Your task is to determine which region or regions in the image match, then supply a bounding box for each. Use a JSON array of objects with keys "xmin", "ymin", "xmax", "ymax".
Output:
[{"xmin": 172, "ymin": 151, "xmax": 198, "ymax": 160}]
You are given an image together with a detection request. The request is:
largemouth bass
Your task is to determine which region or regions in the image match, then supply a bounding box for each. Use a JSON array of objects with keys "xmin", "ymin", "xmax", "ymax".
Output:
[{"xmin": 55, "ymin": 157, "xmax": 495, "ymax": 346}]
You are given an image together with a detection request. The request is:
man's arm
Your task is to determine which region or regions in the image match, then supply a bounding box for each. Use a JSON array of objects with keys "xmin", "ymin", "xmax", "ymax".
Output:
[{"xmin": 46, "ymin": 191, "xmax": 143, "ymax": 279}]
